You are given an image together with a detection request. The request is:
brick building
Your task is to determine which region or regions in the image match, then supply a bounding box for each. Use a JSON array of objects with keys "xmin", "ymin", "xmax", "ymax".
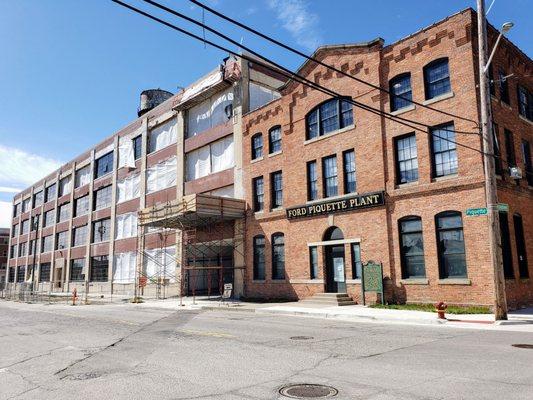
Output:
[
  {"xmin": 242, "ymin": 9, "xmax": 532, "ymax": 308},
  {"xmin": 0, "ymin": 228, "xmax": 8, "ymax": 288}
]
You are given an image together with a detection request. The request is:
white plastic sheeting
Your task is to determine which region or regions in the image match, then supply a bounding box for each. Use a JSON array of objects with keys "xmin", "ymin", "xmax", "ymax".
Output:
[
  {"xmin": 209, "ymin": 185, "xmax": 235, "ymax": 198},
  {"xmin": 117, "ymin": 173, "xmax": 140, "ymax": 203},
  {"xmin": 249, "ymin": 82, "xmax": 281, "ymax": 111},
  {"xmin": 113, "ymin": 252, "xmax": 137, "ymax": 284},
  {"xmin": 146, "ymin": 156, "xmax": 177, "ymax": 194},
  {"xmin": 144, "ymin": 246, "xmax": 176, "ymax": 283},
  {"xmin": 115, "ymin": 212, "xmax": 138, "ymax": 240},
  {"xmin": 187, "ymin": 87, "xmax": 233, "ymax": 138},
  {"xmin": 181, "ymin": 70, "xmax": 222, "ymax": 103},
  {"xmin": 148, "ymin": 119, "xmax": 177, "ymax": 153},
  {"xmin": 185, "ymin": 135, "xmax": 234, "ymax": 181},
  {"xmin": 118, "ymin": 138, "xmax": 136, "ymax": 169},
  {"xmin": 75, "ymin": 165, "xmax": 91, "ymax": 188}
]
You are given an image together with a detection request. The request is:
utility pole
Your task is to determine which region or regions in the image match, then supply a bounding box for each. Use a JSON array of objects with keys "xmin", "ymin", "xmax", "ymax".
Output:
[{"xmin": 477, "ymin": 0, "xmax": 508, "ymax": 320}]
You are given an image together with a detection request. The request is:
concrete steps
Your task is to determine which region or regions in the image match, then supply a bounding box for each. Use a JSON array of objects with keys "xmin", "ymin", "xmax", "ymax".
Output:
[{"xmin": 299, "ymin": 292, "xmax": 356, "ymax": 307}]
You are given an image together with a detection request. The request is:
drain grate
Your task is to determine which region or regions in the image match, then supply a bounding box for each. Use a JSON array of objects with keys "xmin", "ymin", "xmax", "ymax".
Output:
[
  {"xmin": 512, "ymin": 344, "xmax": 533, "ymax": 349},
  {"xmin": 290, "ymin": 336, "xmax": 314, "ymax": 340},
  {"xmin": 279, "ymin": 384, "xmax": 338, "ymax": 398}
]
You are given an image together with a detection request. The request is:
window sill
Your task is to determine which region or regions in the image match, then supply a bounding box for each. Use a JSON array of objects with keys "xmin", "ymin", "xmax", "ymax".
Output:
[
  {"xmin": 93, "ymin": 172, "xmax": 112, "ymax": 183},
  {"xmin": 400, "ymin": 278, "xmax": 429, "ymax": 285},
  {"xmin": 431, "ymin": 173, "xmax": 458, "ymax": 183},
  {"xmin": 395, "ymin": 181, "xmax": 419, "ymax": 189},
  {"xmin": 270, "ymin": 279, "xmax": 288, "ymax": 283},
  {"xmin": 422, "ymin": 91, "xmax": 454, "ymax": 106},
  {"xmin": 252, "ymin": 280, "xmax": 266, "ymax": 283},
  {"xmin": 253, "ymin": 211, "xmax": 264, "ymax": 216},
  {"xmin": 270, "ymin": 207, "xmax": 284, "ymax": 213},
  {"xmin": 306, "ymin": 192, "xmax": 358, "ymax": 205},
  {"xmin": 519, "ymin": 115, "xmax": 533, "ymax": 126},
  {"xmin": 251, "ymin": 157, "xmax": 264, "ymax": 164},
  {"xmin": 390, "ymin": 104, "xmax": 415, "ymax": 116},
  {"xmin": 345, "ymin": 279, "xmax": 361, "ymax": 284},
  {"xmin": 438, "ymin": 278, "xmax": 471, "ymax": 285},
  {"xmin": 304, "ymin": 124, "xmax": 355, "ymax": 146},
  {"xmin": 268, "ymin": 150, "xmax": 282, "ymax": 158},
  {"xmin": 289, "ymin": 279, "xmax": 324, "ymax": 284}
]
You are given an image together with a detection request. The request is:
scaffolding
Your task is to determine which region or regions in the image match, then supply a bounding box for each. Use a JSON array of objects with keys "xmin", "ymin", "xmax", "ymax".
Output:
[{"xmin": 137, "ymin": 194, "xmax": 246, "ymax": 302}]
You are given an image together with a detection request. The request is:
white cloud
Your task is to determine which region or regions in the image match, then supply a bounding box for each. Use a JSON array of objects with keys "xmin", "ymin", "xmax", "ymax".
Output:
[
  {"xmin": 0, "ymin": 201, "xmax": 11, "ymax": 228},
  {"xmin": 0, "ymin": 186, "xmax": 22, "ymax": 193},
  {"xmin": 267, "ymin": 0, "xmax": 322, "ymax": 51}
]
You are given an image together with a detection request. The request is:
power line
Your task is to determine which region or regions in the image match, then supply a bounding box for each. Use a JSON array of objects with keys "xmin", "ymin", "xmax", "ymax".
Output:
[
  {"xmin": 189, "ymin": 0, "xmax": 480, "ymax": 129},
  {"xmin": 140, "ymin": 0, "xmax": 479, "ymax": 137},
  {"xmin": 111, "ymin": 0, "xmax": 532, "ymax": 178}
]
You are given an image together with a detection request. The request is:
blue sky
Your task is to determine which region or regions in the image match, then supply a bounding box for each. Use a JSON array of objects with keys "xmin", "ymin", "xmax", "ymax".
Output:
[{"xmin": 0, "ymin": 0, "xmax": 531, "ymax": 226}]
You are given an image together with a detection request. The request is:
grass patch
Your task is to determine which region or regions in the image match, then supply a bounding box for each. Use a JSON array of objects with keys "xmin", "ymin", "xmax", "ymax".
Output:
[{"xmin": 369, "ymin": 303, "xmax": 491, "ymax": 314}]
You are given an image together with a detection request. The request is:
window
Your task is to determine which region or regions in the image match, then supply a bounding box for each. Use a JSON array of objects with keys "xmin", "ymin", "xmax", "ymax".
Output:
[
  {"xmin": 117, "ymin": 173, "xmax": 140, "ymax": 203},
  {"xmin": 268, "ymin": 126, "xmax": 282, "ymax": 154},
  {"xmin": 13, "ymin": 203, "xmax": 20, "ymax": 217},
  {"xmin": 492, "ymin": 122, "xmax": 503, "ymax": 175},
  {"xmin": 252, "ymin": 176, "xmax": 264, "ymax": 212},
  {"xmin": 33, "ymin": 190, "xmax": 43, "ymax": 208},
  {"xmin": 306, "ymin": 98, "xmax": 353, "ymax": 140},
  {"xmin": 115, "ymin": 212, "xmax": 138, "ymax": 240},
  {"xmin": 94, "ymin": 186, "xmax": 112, "ymax": 210},
  {"xmin": 307, "ymin": 161, "xmax": 318, "ymax": 201},
  {"xmin": 521, "ymin": 140, "xmax": 533, "ymax": 186},
  {"xmin": 517, "ymin": 85, "xmax": 532, "ymax": 120},
  {"xmin": 22, "ymin": 198, "xmax": 30, "ymax": 213},
  {"xmin": 253, "ymin": 235, "xmax": 265, "ymax": 280},
  {"xmin": 31, "ymin": 214, "xmax": 40, "ymax": 231},
  {"xmin": 28, "ymin": 239, "xmax": 38, "ymax": 255},
  {"xmin": 94, "ymin": 151, "xmax": 114, "ymax": 179},
  {"xmin": 17, "ymin": 266, "xmax": 25, "ymax": 282},
  {"xmin": 56, "ymin": 231, "xmax": 68, "ymax": 250},
  {"xmin": 147, "ymin": 156, "xmax": 177, "ymax": 193},
  {"xmin": 75, "ymin": 165, "xmax": 91, "ymax": 188},
  {"xmin": 351, "ymin": 243, "xmax": 362, "ymax": 279},
  {"xmin": 504, "ymin": 129, "xmax": 516, "ymax": 167},
  {"xmin": 92, "ymin": 218, "xmax": 111, "ymax": 243},
  {"xmin": 322, "ymin": 155, "xmax": 338, "ymax": 198},
  {"xmin": 431, "ymin": 123, "xmax": 458, "ymax": 177},
  {"xmin": 185, "ymin": 136, "xmax": 234, "ymax": 181},
  {"xmin": 399, "ymin": 217, "xmax": 426, "ymax": 279},
  {"xmin": 271, "ymin": 233, "xmax": 285, "ymax": 280},
  {"xmin": 21, "ymin": 219, "xmax": 29, "ymax": 234},
  {"xmin": 44, "ymin": 210, "xmax": 55, "ymax": 227},
  {"xmin": 75, "ymin": 195, "xmax": 90, "ymax": 217},
  {"xmin": 57, "ymin": 202, "xmax": 70, "ymax": 222},
  {"xmin": 90, "ymin": 256, "xmax": 109, "ymax": 282},
  {"xmin": 309, "ymin": 246, "xmax": 318, "ymax": 279},
  {"xmin": 18, "ymin": 242, "xmax": 27, "ymax": 257},
  {"xmin": 70, "ymin": 259, "xmax": 85, "ymax": 281},
  {"xmin": 424, "ymin": 58, "xmax": 451, "ymax": 100},
  {"xmin": 395, "ymin": 134, "xmax": 419, "ymax": 184},
  {"xmin": 389, "ymin": 73, "xmax": 413, "ymax": 111},
  {"xmin": 39, "ymin": 263, "xmax": 51, "ymax": 282},
  {"xmin": 148, "ymin": 119, "xmax": 177, "ymax": 153},
  {"xmin": 41, "ymin": 235, "xmax": 53, "ymax": 253},
  {"xmin": 251, "ymin": 133, "xmax": 263, "ymax": 160},
  {"xmin": 58, "ymin": 176, "xmax": 71, "ymax": 197},
  {"xmin": 513, "ymin": 214, "xmax": 529, "ymax": 278},
  {"xmin": 10, "ymin": 244, "xmax": 17, "ymax": 258},
  {"xmin": 8, "ymin": 267, "xmax": 15, "ymax": 282},
  {"xmin": 270, "ymin": 171, "xmax": 283, "ymax": 209},
  {"xmin": 113, "ymin": 252, "xmax": 137, "ymax": 283},
  {"xmin": 72, "ymin": 225, "xmax": 88, "ymax": 247},
  {"xmin": 133, "ymin": 135, "xmax": 142, "ymax": 160},
  {"xmin": 12, "ymin": 224, "xmax": 18, "ymax": 238},
  {"xmin": 343, "ymin": 150, "xmax": 356, "ymax": 194},
  {"xmin": 249, "ymin": 81, "xmax": 280, "ymax": 111},
  {"xmin": 45, "ymin": 183, "xmax": 56, "ymax": 202},
  {"xmin": 498, "ymin": 69, "xmax": 510, "ymax": 104},
  {"xmin": 436, "ymin": 211, "xmax": 467, "ymax": 279},
  {"xmin": 187, "ymin": 88, "xmax": 233, "ymax": 138},
  {"xmin": 499, "ymin": 212, "xmax": 514, "ymax": 279}
]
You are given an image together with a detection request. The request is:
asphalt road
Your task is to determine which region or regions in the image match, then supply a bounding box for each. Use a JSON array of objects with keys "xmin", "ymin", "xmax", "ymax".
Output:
[{"xmin": 1, "ymin": 301, "xmax": 532, "ymax": 400}]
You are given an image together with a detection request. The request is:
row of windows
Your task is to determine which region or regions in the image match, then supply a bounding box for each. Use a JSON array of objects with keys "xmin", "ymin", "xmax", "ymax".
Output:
[
  {"xmin": 489, "ymin": 66, "xmax": 532, "ymax": 122},
  {"xmin": 251, "ymin": 126, "xmax": 282, "ymax": 160},
  {"xmin": 492, "ymin": 123, "xmax": 533, "ymax": 186},
  {"xmin": 252, "ymin": 233, "xmax": 285, "ymax": 280}
]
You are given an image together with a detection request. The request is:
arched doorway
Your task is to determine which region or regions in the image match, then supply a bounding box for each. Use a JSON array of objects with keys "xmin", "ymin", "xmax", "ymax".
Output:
[{"xmin": 323, "ymin": 226, "xmax": 346, "ymax": 293}]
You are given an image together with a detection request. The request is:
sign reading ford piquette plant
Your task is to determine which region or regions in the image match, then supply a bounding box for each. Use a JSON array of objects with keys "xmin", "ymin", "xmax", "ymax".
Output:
[{"xmin": 286, "ymin": 191, "xmax": 385, "ymax": 220}]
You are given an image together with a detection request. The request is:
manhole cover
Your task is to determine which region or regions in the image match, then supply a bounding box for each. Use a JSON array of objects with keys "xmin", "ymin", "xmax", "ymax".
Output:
[
  {"xmin": 512, "ymin": 344, "xmax": 533, "ymax": 349},
  {"xmin": 290, "ymin": 336, "xmax": 314, "ymax": 340},
  {"xmin": 63, "ymin": 372, "xmax": 102, "ymax": 381},
  {"xmin": 279, "ymin": 384, "xmax": 338, "ymax": 398}
]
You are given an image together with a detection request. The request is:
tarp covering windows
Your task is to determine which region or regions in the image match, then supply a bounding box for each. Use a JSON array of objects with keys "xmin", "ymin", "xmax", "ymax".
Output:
[
  {"xmin": 249, "ymin": 82, "xmax": 281, "ymax": 112},
  {"xmin": 75, "ymin": 165, "xmax": 91, "ymax": 188},
  {"xmin": 143, "ymin": 246, "xmax": 176, "ymax": 283},
  {"xmin": 117, "ymin": 173, "xmax": 140, "ymax": 203},
  {"xmin": 187, "ymin": 88, "xmax": 233, "ymax": 138},
  {"xmin": 148, "ymin": 119, "xmax": 177, "ymax": 154},
  {"xmin": 146, "ymin": 156, "xmax": 177, "ymax": 194},
  {"xmin": 113, "ymin": 252, "xmax": 137, "ymax": 284},
  {"xmin": 115, "ymin": 212, "xmax": 138, "ymax": 240},
  {"xmin": 185, "ymin": 135, "xmax": 234, "ymax": 181},
  {"xmin": 118, "ymin": 137, "xmax": 136, "ymax": 169}
]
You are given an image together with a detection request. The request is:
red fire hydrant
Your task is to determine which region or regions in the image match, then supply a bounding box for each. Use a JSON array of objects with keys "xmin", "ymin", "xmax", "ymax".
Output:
[
  {"xmin": 72, "ymin": 288, "xmax": 78, "ymax": 306},
  {"xmin": 435, "ymin": 301, "xmax": 447, "ymax": 319}
]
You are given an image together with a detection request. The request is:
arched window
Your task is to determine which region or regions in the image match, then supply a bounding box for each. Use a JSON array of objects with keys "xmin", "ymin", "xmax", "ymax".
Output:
[
  {"xmin": 513, "ymin": 213, "xmax": 529, "ymax": 278},
  {"xmin": 435, "ymin": 211, "xmax": 466, "ymax": 279},
  {"xmin": 323, "ymin": 226, "xmax": 344, "ymax": 241},
  {"xmin": 306, "ymin": 98, "xmax": 353, "ymax": 140},
  {"xmin": 268, "ymin": 126, "xmax": 282, "ymax": 154},
  {"xmin": 423, "ymin": 58, "xmax": 451, "ymax": 100},
  {"xmin": 253, "ymin": 235, "xmax": 265, "ymax": 280},
  {"xmin": 271, "ymin": 233, "xmax": 285, "ymax": 280},
  {"xmin": 398, "ymin": 216, "xmax": 425, "ymax": 279},
  {"xmin": 389, "ymin": 73, "xmax": 412, "ymax": 111},
  {"xmin": 251, "ymin": 133, "xmax": 263, "ymax": 160}
]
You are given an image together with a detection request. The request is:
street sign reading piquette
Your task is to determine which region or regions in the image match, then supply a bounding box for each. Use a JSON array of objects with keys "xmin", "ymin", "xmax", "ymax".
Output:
[{"xmin": 466, "ymin": 207, "xmax": 488, "ymax": 216}]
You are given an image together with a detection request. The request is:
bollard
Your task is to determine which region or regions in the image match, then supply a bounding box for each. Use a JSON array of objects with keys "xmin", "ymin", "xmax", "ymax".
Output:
[{"xmin": 72, "ymin": 288, "xmax": 77, "ymax": 306}]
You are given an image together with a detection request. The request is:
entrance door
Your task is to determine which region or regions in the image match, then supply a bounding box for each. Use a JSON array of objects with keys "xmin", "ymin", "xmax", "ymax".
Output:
[{"xmin": 325, "ymin": 244, "xmax": 346, "ymax": 293}]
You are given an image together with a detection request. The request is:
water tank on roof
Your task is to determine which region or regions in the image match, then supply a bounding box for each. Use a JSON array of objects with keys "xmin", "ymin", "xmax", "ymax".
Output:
[{"xmin": 138, "ymin": 89, "xmax": 173, "ymax": 117}]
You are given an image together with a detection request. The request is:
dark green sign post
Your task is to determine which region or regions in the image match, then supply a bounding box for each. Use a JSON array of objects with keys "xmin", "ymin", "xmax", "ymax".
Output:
[{"xmin": 361, "ymin": 261, "xmax": 384, "ymax": 306}]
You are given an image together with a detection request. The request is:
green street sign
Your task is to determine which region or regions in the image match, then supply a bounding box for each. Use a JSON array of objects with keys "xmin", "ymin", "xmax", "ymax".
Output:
[
  {"xmin": 466, "ymin": 207, "xmax": 488, "ymax": 216},
  {"xmin": 497, "ymin": 203, "xmax": 509, "ymax": 212}
]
